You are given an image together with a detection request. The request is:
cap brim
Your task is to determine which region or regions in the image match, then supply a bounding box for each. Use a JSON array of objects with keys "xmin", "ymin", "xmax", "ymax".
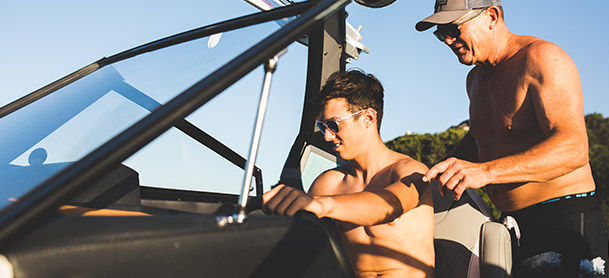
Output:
[{"xmin": 415, "ymin": 10, "xmax": 470, "ymax": 31}]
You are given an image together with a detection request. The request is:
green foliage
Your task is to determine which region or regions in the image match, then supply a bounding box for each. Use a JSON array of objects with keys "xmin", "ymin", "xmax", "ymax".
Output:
[
  {"xmin": 586, "ymin": 113, "xmax": 609, "ymax": 223},
  {"xmin": 385, "ymin": 128, "xmax": 468, "ymax": 166},
  {"xmin": 385, "ymin": 127, "xmax": 502, "ymax": 219},
  {"xmin": 386, "ymin": 113, "xmax": 609, "ymax": 223}
]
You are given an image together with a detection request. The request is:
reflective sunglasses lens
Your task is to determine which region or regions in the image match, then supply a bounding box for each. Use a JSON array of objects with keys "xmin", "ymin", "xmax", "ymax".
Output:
[
  {"xmin": 448, "ymin": 26, "xmax": 460, "ymax": 37},
  {"xmin": 316, "ymin": 120, "xmax": 339, "ymax": 134},
  {"xmin": 316, "ymin": 121, "xmax": 327, "ymax": 134},
  {"xmin": 433, "ymin": 30, "xmax": 446, "ymax": 41},
  {"xmin": 326, "ymin": 120, "xmax": 339, "ymax": 133},
  {"xmin": 434, "ymin": 25, "xmax": 459, "ymax": 41}
]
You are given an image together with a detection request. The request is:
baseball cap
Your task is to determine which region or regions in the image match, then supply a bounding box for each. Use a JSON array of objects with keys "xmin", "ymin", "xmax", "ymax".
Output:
[{"xmin": 415, "ymin": 0, "xmax": 502, "ymax": 31}]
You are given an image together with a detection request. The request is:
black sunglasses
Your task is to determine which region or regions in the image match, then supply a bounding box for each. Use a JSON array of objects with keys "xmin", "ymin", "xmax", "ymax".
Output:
[
  {"xmin": 433, "ymin": 8, "xmax": 486, "ymax": 42},
  {"xmin": 316, "ymin": 110, "xmax": 365, "ymax": 135}
]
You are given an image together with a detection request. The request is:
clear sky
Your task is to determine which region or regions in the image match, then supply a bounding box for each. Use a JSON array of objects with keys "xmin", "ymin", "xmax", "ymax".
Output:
[
  {"xmin": 2, "ymin": 1, "xmax": 608, "ymax": 191},
  {"xmin": 2, "ymin": 1, "xmax": 608, "ymax": 137}
]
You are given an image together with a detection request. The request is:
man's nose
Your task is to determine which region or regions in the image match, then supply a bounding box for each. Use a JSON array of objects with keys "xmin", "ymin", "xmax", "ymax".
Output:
[
  {"xmin": 323, "ymin": 129, "xmax": 336, "ymax": 141},
  {"xmin": 444, "ymin": 36, "xmax": 457, "ymax": 45}
]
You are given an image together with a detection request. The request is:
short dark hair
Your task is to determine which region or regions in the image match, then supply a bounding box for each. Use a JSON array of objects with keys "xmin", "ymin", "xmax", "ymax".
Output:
[{"xmin": 316, "ymin": 69, "xmax": 384, "ymax": 130}]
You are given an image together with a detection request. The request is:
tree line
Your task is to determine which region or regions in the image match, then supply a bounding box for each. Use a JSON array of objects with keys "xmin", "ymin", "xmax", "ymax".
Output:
[{"xmin": 385, "ymin": 113, "xmax": 609, "ymax": 223}]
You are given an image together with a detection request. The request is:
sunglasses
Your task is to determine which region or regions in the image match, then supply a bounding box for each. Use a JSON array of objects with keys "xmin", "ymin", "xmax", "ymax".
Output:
[
  {"xmin": 316, "ymin": 110, "xmax": 365, "ymax": 135},
  {"xmin": 433, "ymin": 8, "xmax": 486, "ymax": 42}
]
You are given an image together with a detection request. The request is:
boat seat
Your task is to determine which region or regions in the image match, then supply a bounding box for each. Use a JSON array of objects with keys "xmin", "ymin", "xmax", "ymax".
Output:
[
  {"xmin": 292, "ymin": 143, "xmax": 512, "ymax": 277},
  {"xmin": 431, "ymin": 181, "xmax": 512, "ymax": 278}
]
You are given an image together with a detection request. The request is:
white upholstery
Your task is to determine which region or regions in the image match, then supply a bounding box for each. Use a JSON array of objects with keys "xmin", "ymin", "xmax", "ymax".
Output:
[{"xmin": 431, "ymin": 182, "xmax": 512, "ymax": 278}]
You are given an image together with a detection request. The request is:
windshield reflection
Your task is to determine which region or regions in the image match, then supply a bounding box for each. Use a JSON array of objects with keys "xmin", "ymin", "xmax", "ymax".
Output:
[{"xmin": 0, "ymin": 20, "xmax": 281, "ymax": 210}]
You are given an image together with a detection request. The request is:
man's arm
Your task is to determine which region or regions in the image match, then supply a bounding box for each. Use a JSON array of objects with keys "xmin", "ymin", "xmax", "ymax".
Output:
[
  {"xmin": 263, "ymin": 160, "xmax": 428, "ymax": 226},
  {"xmin": 424, "ymin": 41, "xmax": 589, "ymax": 199}
]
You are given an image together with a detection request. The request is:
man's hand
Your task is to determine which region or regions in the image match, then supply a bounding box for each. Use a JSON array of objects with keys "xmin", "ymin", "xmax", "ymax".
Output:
[
  {"xmin": 422, "ymin": 157, "xmax": 491, "ymax": 200},
  {"xmin": 262, "ymin": 184, "xmax": 325, "ymax": 216}
]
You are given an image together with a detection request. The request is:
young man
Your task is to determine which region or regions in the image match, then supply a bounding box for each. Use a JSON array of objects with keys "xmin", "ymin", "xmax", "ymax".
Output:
[
  {"xmin": 263, "ymin": 70, "xmax": 435, "ymax": 278},
  {"xmin": 416, "ymin": 0, "xmax": 608, "ymax": 277}
]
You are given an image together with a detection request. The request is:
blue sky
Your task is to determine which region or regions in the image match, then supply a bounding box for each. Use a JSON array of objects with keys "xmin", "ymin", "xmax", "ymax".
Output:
[
  {"xmin": 1, "ymin": 1, "xmax": 608, "ymax": 191},
  {"xmin": 2, "ymin": 1, "xmax": 608, "ymax": 137}
]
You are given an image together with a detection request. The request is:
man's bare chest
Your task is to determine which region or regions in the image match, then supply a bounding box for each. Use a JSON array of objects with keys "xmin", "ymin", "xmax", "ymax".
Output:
[
  {"xmin": 467, "ymin": 69, "xmax": 547, "ymax": 160},
  {"xmin": 339, "ymin": 169, "xmax": 395, "ymax": 194},
  {"xmin": 469, "ymin": 71, "xmax": 537, "ymax": 138},
  {"xmin": 337, "ymin": 214, "xmax": 406, "ymax": 239}
]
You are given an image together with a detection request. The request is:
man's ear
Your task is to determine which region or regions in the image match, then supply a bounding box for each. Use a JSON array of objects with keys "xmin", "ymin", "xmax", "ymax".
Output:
[
  {"xmin": 363, "ymin": 108, "xmax": 377, "ymax": 129},
  {"xmin": 487, "ymin": 6, "xmax": 500, "ymax": 30}
]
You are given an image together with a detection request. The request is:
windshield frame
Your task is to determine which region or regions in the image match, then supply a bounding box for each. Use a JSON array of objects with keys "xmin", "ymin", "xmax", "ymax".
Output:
[{"xmin": 0, "ymin": 1, "xmax": 316, "ymax": 120}]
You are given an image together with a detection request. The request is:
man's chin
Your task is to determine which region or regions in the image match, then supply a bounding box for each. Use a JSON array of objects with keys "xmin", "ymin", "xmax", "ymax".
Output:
[
  {"xmin": 335, "ymin": 151, "xmax": 350, "ymax": 161},
  {"xmin": 457, "ymin": 55, "xmax": 474, "ymax": 65}
]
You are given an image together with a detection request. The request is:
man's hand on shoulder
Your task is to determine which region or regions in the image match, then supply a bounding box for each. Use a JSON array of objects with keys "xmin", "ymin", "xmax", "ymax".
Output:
[
  {"xmin": 422, "ymin": 157, "xmax": 491, "ymax": 200},
  {"xmin": 262, "ymin": 184, "xmax": 326, "ymax": 217}
]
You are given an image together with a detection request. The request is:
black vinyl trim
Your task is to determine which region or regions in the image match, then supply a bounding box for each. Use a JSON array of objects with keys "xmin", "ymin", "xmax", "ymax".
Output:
[{"xmin": 140, "ymin": 185, "xmax": 239, "ymax": 204}]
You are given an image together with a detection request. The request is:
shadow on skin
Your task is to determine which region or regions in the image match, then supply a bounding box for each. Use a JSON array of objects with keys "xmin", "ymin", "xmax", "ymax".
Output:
[
  {"xmin": 333, "ymin": 171, "xmax": 430, "ymax": 232},
  {"xmin": 353, "ymin": 170, "xmax": 429, "ymax": 224},
  {"xmin": 348, "ymin": 242, "xmax": 435, "ymax": 276},
  {"xmin": 334, "ymin": 171, "xmax": 434, "ymax": 275}
]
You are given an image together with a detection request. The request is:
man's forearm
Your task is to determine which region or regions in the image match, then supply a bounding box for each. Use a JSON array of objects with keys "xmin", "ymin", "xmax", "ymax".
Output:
[
  {"xmin": 483, "ymin": 131, "xmax": 588, "ymax": 185},
  {"xmin": 316, "ymin": 191, "xmax": 404, "ymax": 226}
]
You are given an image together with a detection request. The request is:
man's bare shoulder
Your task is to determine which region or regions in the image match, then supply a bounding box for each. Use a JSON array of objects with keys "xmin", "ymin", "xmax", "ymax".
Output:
[
  {"xmin": 513, "ymin": 36, "xmax": 580, "ymax": 96},
  {"xmin": 390, "ymin": 153, "xmax": 429, "ymax": 180},
  {"xmin": 518, "ymin": 37, "xmax": 573, "ymax": 69},
  {"xmin": 308, "ymin": 164, "xmax": 349, "ymax": 195},
  {"xmin": 519, "ymin": 36, "xmax": 559, "ymax": 52},
  {"xmin": 389, "ymin": 154, "xmax": 433, "ymax": 207}
]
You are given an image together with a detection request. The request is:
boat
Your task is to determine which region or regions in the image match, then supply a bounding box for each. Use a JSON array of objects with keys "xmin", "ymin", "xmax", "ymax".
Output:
[{"xmin": 0, "ymin": 1, "xmax": 511, "ymax": 277}]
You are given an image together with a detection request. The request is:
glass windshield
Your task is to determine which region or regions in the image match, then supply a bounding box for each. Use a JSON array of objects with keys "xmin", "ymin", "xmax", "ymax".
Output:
[
  {"xmin": 124, "ymin": 42, "xmax": 307, "ymax": 194},
  {"xmin": 0, "ymin": 18, "xmax": 285, "ymax": 210}
]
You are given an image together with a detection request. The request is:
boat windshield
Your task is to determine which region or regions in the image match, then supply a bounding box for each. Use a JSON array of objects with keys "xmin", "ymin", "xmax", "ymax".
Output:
[{"xmin": 0, "ymin": 11, "xmax": 307, "ymax": 210}]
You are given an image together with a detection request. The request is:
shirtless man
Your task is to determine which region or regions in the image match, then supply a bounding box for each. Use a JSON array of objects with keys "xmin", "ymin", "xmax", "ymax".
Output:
[
  {"xmin": 416, "ymin": 0, "xmax": 608, "ymax": 277},
  {"xmin": 262, "ymin": 70, "xmax": 435, "ymax": 277}
]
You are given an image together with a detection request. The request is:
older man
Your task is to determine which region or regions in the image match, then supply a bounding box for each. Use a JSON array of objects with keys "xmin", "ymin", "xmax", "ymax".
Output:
[{"xmin": 416, "ymin": 0, "xmax": 608, "ymax": 277}]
